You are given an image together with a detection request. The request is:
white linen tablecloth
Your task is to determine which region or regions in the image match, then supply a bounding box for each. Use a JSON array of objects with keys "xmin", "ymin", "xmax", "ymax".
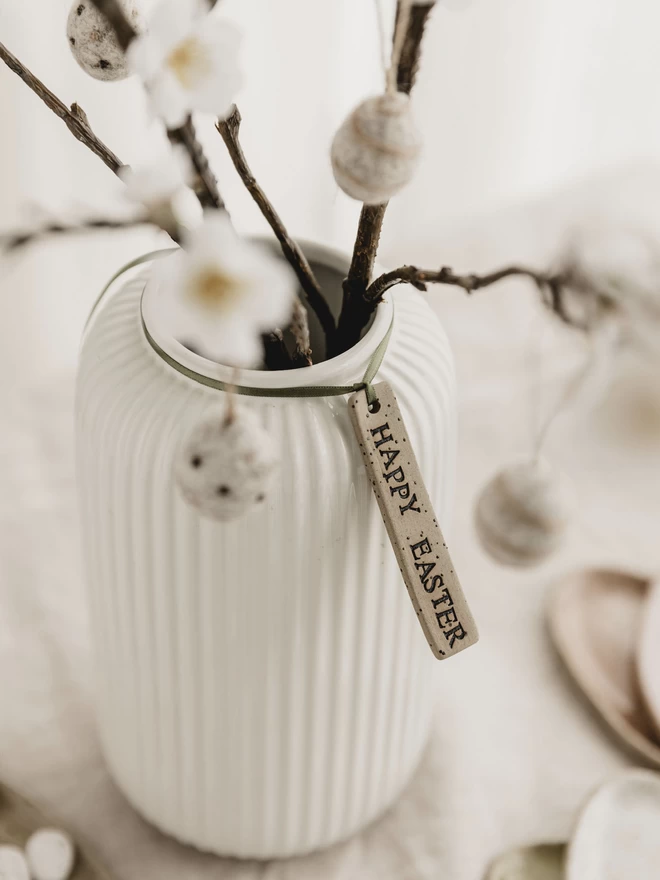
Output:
[{"xmin": 1, "ymin": 231, "xmax": 658, "ymax": 880}]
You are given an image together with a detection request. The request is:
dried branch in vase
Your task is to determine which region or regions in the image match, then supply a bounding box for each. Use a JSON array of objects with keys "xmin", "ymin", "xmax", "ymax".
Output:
[
  {"xmin": 1, "ymin": 0, "xmax": 652, "ymax": 390},
  {"xmin": 333, "ymin": 2, "xmax": 436, "ymax": 355},
  {"xmin": 217, "ymin": 106, "xmax": 335, "ymax": 358}
]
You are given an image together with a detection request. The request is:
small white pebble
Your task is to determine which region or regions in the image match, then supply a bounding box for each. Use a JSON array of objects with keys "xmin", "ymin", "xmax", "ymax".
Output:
[
  {"xmin": 0, "ymin": 846, "xmax": 30, "ymax": 880},
  {"xmin": 25, "ymin": 830, "xmax": 75, "ymax": 880}
]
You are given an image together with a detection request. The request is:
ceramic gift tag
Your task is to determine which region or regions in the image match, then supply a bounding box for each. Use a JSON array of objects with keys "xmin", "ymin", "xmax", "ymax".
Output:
[{"xmin": 349, "ymin": 382, "xmax": 478, "ymax": 659}]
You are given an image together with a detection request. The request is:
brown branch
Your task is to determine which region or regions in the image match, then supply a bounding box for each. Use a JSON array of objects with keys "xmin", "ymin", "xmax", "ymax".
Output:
[
  {"xmin": 217, "ymin": 105, "xmax": 336, "ymax": 358},
  {"xmin": 366, "ymin": 264, "xmax": 551, "ymax": 301},
  {"xmin": 365, "ymin": 262, "xmax": 588, "ymax": 328},
  {"xmin": 1, "ymin": 216, "xmax": 152, "ymax": 252},
  {"xmin": 0, "ymin": 42, "xmax": 123, "ymax": 175},
  {"xmin": 261, "ymin": 330, "xmax": 294, "ymax": 370},
  {"xmin": 396, "ymin": 2, "xmax": 434, "ymax": 93},
  {"xmin": 289, "ymin": 299, "xmax": 313, "ymax": 367},
  {"xmin": 334, "ymin": 2, "xmax": 436, "ymax": 355},
  {"xmin": 88, "ymin": 0, "xmax": 223, "ymax": 211},
  {"xmin": 169, "ymin": 121, "xmax": 225, "ymax": 210}
]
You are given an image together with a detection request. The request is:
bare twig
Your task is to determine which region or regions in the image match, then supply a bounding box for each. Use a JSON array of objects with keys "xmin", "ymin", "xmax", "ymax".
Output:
[
  {"xmin": 366, "ymin": 264, "xmax": 551, "ymax": 301},
  {"xmin": 170, "ymin": 123, "xmax": 225, "ymax": 210},
  {"xmin": 335, "ymin": 2, "xmax": 436, "ymax": 354},
  {"xmin": 261, "ymin": 329, "xmax": 294, "ymax": 370},
  {"xmin": 289, "ymin": 299, "xmax": 313, "ymax": 366},
  {"xmin": 216, "ymin": 106, "xmax": 335, "ymax": 357},
  {"xmin": 365, "ymin": 262, "xmax": 586, "ymax": 328},
  {"xmin": 88, "ymin": 0, "xmax": 224, "ymax": 210},
  {"xmin": 1, "ymin": 216, "xmax": 152, "ymax": 253},
  {"xmin": 0, "ymin": 42, "xmax": 123, "ymax": 175}
]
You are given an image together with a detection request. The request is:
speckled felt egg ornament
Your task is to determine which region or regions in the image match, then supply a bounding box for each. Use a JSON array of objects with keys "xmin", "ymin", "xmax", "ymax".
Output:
[
  {"xmin": 331, "ymin": 92, "xmax": 421, "ymax": 205},
  {"xmin": 175, "ymin": 406, "xmax": 280, "ymax": 522},
  {"xmin": 474, "ymin": 457, "xmax": 572, "ymax": 567},
  {"xmin": 67, "ymin": 0, "xmax": 142, "ymax": 82}
]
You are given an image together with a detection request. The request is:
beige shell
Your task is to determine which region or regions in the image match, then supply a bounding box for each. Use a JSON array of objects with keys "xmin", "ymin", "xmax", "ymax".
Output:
[
  {"xmin": 474, "ymin": 457, "xmax": 572, "ymax": 567},
  {"xmin": 636, "ymin": 579, "xmax": 660, "ymax": 739},
  {"xmin": 566, "ymin": 771, "xmax": 660, "ymax": 880},
  {"xmin": 548, "ymin": 568, "xmax": 660, "ymax": 767},
  {"xmin": 67, "ymin": 0, "xmax": 142, "ymax": 82},
  {"xmin": 330, "ymin": 92, "xmax": 421, "ymax": 205},
  {"xmin": 486, "ymin": 844, "xmax": 564, "ymax": 880}
]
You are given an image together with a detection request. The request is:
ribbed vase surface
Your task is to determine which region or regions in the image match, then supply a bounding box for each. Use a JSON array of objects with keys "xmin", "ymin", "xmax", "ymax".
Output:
[{"xmin": 75, "ymin": 242, "xmax": 457, "ymax": 859}]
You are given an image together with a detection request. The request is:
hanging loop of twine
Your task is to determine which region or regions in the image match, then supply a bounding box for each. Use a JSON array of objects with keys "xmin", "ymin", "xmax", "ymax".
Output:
[
  {"xmin": 374, "ymin": 0, "xmax": 414, "ymax": 95},
  {"xmin": 532, "ymin": 317, "xmax": 619, "ymax": 458}
]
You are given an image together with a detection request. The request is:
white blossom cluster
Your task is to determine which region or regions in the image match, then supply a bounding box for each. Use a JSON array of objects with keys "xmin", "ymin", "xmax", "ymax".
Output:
[{"xmin": 111, "ymin": 0, "xmax": 297, "ymax": 369}]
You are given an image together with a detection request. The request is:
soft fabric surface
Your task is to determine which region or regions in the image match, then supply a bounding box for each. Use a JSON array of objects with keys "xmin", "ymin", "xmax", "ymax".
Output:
[{"xmin": 1, "ymin": 260, "xmax": 658, "ymax": 880}]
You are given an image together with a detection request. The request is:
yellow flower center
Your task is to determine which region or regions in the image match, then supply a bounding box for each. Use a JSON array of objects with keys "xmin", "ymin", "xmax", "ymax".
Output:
[
  {"xmin": 189, "ymin": 267, "xmax": 242, "ymax": 311},
  {"xmin": 166, "ymin": 37, "xmax": 212, "ymax": 90}
]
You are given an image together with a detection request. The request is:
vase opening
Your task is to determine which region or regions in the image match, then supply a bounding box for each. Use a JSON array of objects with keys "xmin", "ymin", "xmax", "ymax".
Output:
[{"xmin": 140, "ymin": 238, "xmax": 393, "ymax": 392}]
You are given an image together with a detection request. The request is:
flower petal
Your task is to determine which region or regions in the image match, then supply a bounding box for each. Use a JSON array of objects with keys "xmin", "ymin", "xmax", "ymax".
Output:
[{"xmin": 147, "ymin": 0, "xmax": 204, "ymax": 56}]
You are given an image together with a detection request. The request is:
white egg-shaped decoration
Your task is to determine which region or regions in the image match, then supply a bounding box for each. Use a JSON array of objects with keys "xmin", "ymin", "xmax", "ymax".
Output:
[
  {"xmin": 474, "ymin": 457, "xmax": 572, "ymax": 567},
  {"xmin": 25, "ymin": 830, "xmax": 75, "ymax": 880},
  {"xmin": 175, "ymin": 406, "xmax": 280, "ymax": 522},
  {"xmin": 331, "ymin": 92, "xmax": 421, "ymax": 205},
  {"xmin": 0, "ymin": 846, "xmax": 30, "ymax": 880},
  {"xmin": 67, "ymin": 0, "xmax": 142, "ymax": 82}
]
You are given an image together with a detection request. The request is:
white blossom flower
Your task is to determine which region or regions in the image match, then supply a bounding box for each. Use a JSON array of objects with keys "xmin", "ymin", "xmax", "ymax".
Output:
[
  {"xmin": 119, "ymin": 148, "xmax": 201, "ymax": 230},
  {"xmin": 120, "ymin": 149, "xmax": 188, "ymax": 209},
  {"xmin": 153, "ymin": 212, "xmax": 297, "ymax": 368},
  {"xmin": 127, "ymin": 0, "xmax": 243, "ymax": 129}
]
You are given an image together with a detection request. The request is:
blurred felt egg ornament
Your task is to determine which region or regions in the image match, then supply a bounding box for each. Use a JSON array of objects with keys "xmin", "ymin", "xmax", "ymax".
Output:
[
  {"xmin": 474, "ymin": 457, "xmax": 572, "ymax": 567},
  {"xmin": 67, "ymin": 0, "xmax": 142, "ymax": 81},
  {"xmin": 331, "ymin": 92, "xmax": 421, "ymax": 205},
  {"xmin": 174, "ymin": 406, "xmax": 279, "ymax": 522}
]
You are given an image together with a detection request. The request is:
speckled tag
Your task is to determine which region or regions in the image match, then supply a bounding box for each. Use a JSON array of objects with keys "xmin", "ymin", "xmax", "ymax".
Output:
[{"xmin": 349, "ymin": 382, "xmax": 478, "ymax": 660}]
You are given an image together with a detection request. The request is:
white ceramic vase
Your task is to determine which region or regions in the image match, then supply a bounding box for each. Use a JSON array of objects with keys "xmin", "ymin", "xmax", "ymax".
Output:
[{"xmin": 75, "ymin": 241, "xmax": 457, "ymax": 859}]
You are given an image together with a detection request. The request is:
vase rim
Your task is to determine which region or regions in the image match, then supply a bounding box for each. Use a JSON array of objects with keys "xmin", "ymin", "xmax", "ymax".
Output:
[{"xmin": 140, "ymin": 238, "xmax": 395, "ymax": 391}]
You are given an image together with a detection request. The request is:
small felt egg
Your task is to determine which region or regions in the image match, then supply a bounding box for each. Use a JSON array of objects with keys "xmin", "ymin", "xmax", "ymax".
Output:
[
  {"xmin": 331, "ymin": 92, "xmax": 421, "ymax": 205},
  {"xmin": 175, "ymin": 406, "xmax": 279, "ymax": 522},
  {"xmin": 474, "ymin": 458, "xmax": 572, "ymax": 567},
  {"xmin": 25, "ymin": 830, "xmax": 75, "ymax": 880},
  {"xmin": 0, "ymin": 846, "xmax": 30, "ymax": 880},
  {"xmin": 67, "ymin": 0, "xmax": 142, "ymax": 82}
]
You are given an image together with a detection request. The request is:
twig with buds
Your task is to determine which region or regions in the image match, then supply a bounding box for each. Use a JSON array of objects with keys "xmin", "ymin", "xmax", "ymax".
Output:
[
  {"xmin": 217, "ymin": 106, "xmax": 335, "ymax": 358},
  {"xmin": 0, "ymin": 41, "xmax": 123, "ymax": 176}
]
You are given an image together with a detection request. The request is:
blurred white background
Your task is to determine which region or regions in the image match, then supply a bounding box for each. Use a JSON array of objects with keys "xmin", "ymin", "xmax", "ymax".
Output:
[{"xmin": 2, "ymin": 0, "xmax": 660, "ymax": 381}]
